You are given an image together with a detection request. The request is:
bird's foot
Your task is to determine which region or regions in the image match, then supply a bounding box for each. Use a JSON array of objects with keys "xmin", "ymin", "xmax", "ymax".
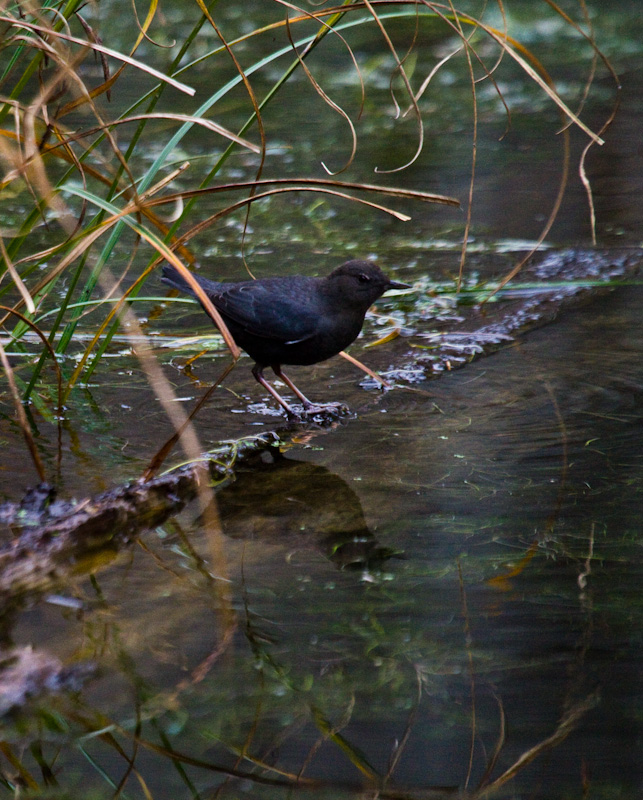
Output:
[{"xmin": 295, "ymin": 401, "xmax": 349, "ymax": 421}]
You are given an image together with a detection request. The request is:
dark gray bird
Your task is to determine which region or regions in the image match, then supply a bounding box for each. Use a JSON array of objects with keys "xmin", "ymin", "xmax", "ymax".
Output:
[{"xmin": 162, "ymin": 259, "xmax": 409, "ymax": 418}]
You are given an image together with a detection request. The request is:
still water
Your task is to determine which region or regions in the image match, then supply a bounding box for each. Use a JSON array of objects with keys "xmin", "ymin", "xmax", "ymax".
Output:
[{"xmin": 1, "ymin": 2, "xmax": 643, "ymax": 798}]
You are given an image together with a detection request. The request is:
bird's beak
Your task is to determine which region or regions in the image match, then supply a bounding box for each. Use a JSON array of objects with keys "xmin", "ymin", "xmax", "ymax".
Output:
[{"xmin": 387, "ymin": 279, "xmax": 411, "ymax": 290}]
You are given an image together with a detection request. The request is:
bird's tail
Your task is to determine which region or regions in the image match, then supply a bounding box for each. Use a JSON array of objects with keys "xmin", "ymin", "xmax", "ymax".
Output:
[{"xmin": 161, "ymin": 264, "xmax": 196, "ymax": 296}]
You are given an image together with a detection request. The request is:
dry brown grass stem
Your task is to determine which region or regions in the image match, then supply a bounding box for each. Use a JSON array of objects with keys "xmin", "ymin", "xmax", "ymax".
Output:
[
  {"xmin": 0, "ymin": 304, "xmax": 63, "ymax": 416},
  {"xmin": 154, "ymin": 177, "xmax": 460, "ymax": 209},
  {"xmin": 0, "ymin": 16, "xmax": 196, "ymax": 95},
  {"xmin": 0, "ymin": 236, "xmax": 35, "ymax": 314},
  {"xmin": 194, "ymin": 0, "xmax": 268, "ymax": 275},
  {"xmin": 476, "ymin": 693, "xmax": 599, "ymax": 797}
]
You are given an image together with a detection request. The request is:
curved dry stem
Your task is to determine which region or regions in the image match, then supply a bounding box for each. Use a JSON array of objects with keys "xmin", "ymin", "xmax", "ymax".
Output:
[
  {"xmin": 542, "ymin": 0, "xmax": 620, "ymax": 89},
  {"xmin": 75, "ymin": 11, "xmax": 111, "ymax": 94},
  {"xmin": 276, "ymin": 0, "xmax": 366, "ymax": 173},
  {"xmin": 404, "ymin": 39, "xmax": 463, "ymax": 116},
  {"xmin": 94, "ymin": 264, "xmax": 235, "ymax": 641},
  {"xmin": 134, "ymin": 179, "xmax": 456, "ymax": 286},
  {"xmin": 452, "ymin": 2, "xmax": 477, "ymax": 293},
  {"xmin": 301, "ymin": 697, "xmax": 357, "ymax": 780},
  {"xmin": 361, "ymin": 0, "xmax": 424, "ymax": 173},
  {"xmin": 5, "ymin": 30, "xmax": 137, "ymax": 235},
  {"xmin": 142, "ymin": 176, "xmax": 460, "ymax": 212},
  {"xmin": 473, "ymin": 0, "xmax": 508, "ymax": 86},
  {"xmin": 285, "ymin": 14, "xmax": 357, "ymax": 176},
  {"xmin": 477, "ymin": 692, "xmax": 600, "ymax": 798},
  {"xmin": 13, "ymin": 114, "xmax": 261, "ymax": 164},
  {"xmin": 277, "ymin": 0, "xmax": 366, "ymax": 114},
  {"xmin": 63, "ymin": 258, "xmax": 158, "ymax": 397},
  {"xmin": 0, "ymin": 16, "xmax": 195, "ymax": 95},
  {"xmin": 0, "ymin": 127, "xmax": 195, "ymax": 271},
  {"xmin": 421, "ymin": 2, "xmax": 513, "ymax": 141},
  {"xmin": 143, "ymin": 361, "xmax": 237, "ymax": 481},
  {"xmin": 0, "ymin": 224, "xmax": 111, "ymax": 330},
  {"xmin": 446, "ymin": 5, "xmax": 604, "ymax": 145},
  {"xmin": 129, "ymin": 0, "xmax": 173, "ymax": 50},
  {"xmin": 382, "ymin": 665, "xmax": 423, "ymax": 786},
  {"xmin": 51, "ymin": 44, "xmax": 140, "ymax": 205},
  {"xmin": 457, "ymin": 557, "xmax": 476, "ymax": 791},
  {"xmin": 387, "ymin": 3, "xmax": 422, "ymax": 121},
  {"xmin": 543, "ymin": 0, "xmax": 620, "ymax": 244},
  {"xmin": 72, "ymin": 187, "xmax": 242, "ymax": 359},
  {"xmin": 194, "ymin": 0, "xmax": 268, "ymax": 276},
  {"xmin": 483, "ymin": 126, "xmax": 571, "ymax": 302},
  {"xmin": 307, "ymin": 1, "xmax": 604, "ymax": 144},
  {"xmin": 164, "ymin": 186, "xmax": 414, "ymax": 253},
  {"xmin": 56, "ymin": 0, "xmax": 163, "ymax": 114},
  {"xmin": 1, "ymin": 190, "xmax": 239, "ymax": 388},
  {"xmin": 0, "ymin": 236, "xmax": 35, "ymax": 314},
  {"xmin": 476, "ymin": 692, "xmax": 506, "ymax": 790},
  {"xmin": 408, "ymin": 1, "xmax": 603, "ymax": 291},
  {"xmin": 49, "ymin": 117, "xmax": 90, "ymax": 229},
  {"xmin": 0, "ymin": 304, "xmax": 63, "ymax": 419},
  {"xmin": 50, "ymin": 198, "xmax": 240, "ymax": 398},
  {"xmin": 11, "ymin": 67, "xmax": 79, "ymax": 237}
]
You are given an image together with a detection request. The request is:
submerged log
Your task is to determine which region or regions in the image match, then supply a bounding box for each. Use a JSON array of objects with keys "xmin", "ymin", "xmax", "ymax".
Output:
[
  {"xmin": 0, "ymin": 434, "xmax": 278, "ymax": 603},
  {"xmin": 0, "ymin": 470, "xmax": 203, "ymax": 602}
]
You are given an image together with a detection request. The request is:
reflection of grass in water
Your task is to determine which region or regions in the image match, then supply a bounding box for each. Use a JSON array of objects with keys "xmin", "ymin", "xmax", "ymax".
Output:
[
  {"xmin": 0, "ymin": 534, "xmax": 600, "ymax": 799},
  {"xmin": 0, "ymin": 438, "xmax": 606, "ymax": 798}
]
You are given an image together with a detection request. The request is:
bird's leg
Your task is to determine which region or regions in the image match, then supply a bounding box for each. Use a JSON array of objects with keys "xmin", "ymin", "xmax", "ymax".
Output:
[
  {"xmin": 251, "ymin": 363, "xmax": 299, "ymax": 418},
  {"xmin": 273, "ymin": 366, "xmax": 347, "ymax": 416},
  {"xmin": 272, "ymin": 366, "xmax": 314, "ymax": 406}
]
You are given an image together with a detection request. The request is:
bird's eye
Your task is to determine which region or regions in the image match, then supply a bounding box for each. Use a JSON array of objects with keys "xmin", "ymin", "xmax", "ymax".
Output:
[{"xmin": 358, "ymin": 273, "xmax": 371, "ymax": 284}]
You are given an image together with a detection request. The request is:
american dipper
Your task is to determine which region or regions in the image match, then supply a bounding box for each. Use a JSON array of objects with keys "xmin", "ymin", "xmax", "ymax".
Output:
[{"xmin": 161, "ymin": 259, "xmax": 409, "ymax": 418}]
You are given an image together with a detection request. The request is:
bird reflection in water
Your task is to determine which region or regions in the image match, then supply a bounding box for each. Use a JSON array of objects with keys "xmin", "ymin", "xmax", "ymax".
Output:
[{"xmin": 216, "ymin": 448, "xmax": 396, "ymax": 571}]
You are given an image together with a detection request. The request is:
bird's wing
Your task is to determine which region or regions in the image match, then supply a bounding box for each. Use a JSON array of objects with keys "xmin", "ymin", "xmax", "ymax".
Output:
[{"xmin": 215, "ymin": 280, "xmax": 320, "ymax": 343}]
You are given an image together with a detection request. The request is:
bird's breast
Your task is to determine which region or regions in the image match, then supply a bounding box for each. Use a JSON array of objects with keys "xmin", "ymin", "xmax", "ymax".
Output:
[{"xmin": 218, "ymin": 296, "xmax": 368, "ymax": 367}]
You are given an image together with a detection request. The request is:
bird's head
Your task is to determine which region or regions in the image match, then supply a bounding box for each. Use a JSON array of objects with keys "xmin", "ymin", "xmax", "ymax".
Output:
[{"xmin": 325, "ymin": 260, "xmax": 410, "ymax": 309}]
